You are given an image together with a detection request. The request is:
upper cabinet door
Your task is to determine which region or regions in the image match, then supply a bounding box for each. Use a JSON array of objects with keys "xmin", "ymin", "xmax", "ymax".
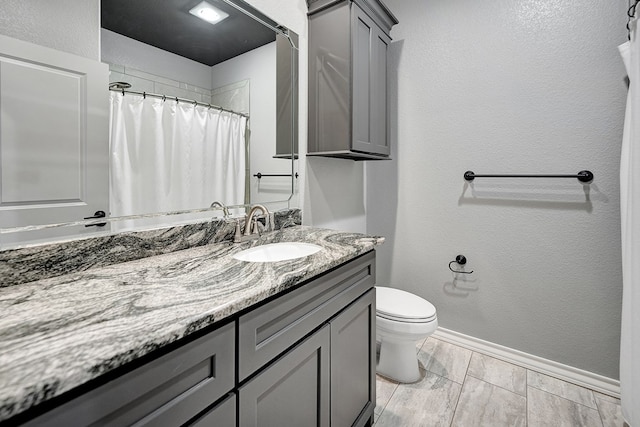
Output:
[
  {"xmin": 371, "ymin": 27, "xmax": 391, "ymax": 156},
  {"xmin": 0, "ymin": 34, "xmax": 109, "ymax": 246},
  {"xmin": 351, "ymin": 6, "xmax": 391, "ymax": 157}
]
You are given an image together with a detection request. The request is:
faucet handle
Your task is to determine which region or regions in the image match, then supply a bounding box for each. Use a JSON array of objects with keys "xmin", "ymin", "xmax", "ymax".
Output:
[
  {"xmin": 252, "ymin": 219, "xmax": 262, "ymax": 236},
  {"xmin": 233, "ymin": 219, "xmax": 242, "ymax": 243}
]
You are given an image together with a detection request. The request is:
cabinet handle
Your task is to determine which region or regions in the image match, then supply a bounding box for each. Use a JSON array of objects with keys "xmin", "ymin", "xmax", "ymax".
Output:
[{"xmin": 84, "ymin": 210, "xmax": 107, "ymax": 227}]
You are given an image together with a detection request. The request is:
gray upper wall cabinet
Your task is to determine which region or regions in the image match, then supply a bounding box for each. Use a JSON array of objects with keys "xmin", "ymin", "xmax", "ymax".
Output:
[{"xmin": 307, "ymin": 0, "xmax": 398, "ymax": 160}]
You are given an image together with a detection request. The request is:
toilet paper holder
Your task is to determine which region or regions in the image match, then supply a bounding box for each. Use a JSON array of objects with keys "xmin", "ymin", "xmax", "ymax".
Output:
[{"xmin": 449, "ymin": 255, "xmax": 473, "ymax": 274}]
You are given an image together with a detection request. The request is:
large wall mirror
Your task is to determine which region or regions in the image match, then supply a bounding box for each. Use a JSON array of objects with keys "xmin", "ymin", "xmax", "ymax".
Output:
[{"xmin": 0, "ymin": 0, "xmax": 298, "ymax": 248}]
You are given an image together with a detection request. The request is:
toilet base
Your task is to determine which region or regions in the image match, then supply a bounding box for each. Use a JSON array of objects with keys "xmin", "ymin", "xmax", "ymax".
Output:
[{"xmin": 377, "ymin": 339, "xmax": 421, "ymax": 383}]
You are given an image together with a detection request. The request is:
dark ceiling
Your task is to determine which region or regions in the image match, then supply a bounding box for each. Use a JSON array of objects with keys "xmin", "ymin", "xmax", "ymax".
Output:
[{"xmin": 101, "ymin": 0, "xmax": 277, "ymax": 67}]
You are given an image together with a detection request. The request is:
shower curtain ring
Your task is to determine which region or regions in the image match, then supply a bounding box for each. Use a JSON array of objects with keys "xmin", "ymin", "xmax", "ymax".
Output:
[{"xmin": 628, "ymin": 0, "xmax": 638, "ymax": 18}]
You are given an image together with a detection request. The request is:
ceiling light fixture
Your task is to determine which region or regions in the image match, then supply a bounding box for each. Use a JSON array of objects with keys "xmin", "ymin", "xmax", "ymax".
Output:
[{"xmin": 189, "ymin": 1, "xmax": 229, "ymax": 25}]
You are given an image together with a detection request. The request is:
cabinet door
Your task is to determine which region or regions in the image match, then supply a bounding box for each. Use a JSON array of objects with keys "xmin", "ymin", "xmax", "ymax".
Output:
[
  {"xmin": 330, "ymin": 289, "xmax": 376, "ymax": 427},
  {"xmin": 239, "ymin": 325, "xmax": 330, "ymax": 427},
  {"xmin": 351, "ymin": 6, "xmax": 391, "ymax": 157},
  {"xmin": 370, "ymin": 27, "xmax": 391, "ymax": 156},
  {"xmin": 190, "ymin": 393, "xmax": 236, "ymax": 427}
]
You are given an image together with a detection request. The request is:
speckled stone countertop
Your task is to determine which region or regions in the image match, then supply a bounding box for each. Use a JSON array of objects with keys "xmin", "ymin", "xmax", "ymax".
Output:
[{"xmin": 0, "ymin": 226, "xmax": 383, "ymax": 422}]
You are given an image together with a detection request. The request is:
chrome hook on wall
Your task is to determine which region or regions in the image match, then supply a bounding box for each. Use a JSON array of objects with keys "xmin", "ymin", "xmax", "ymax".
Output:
[{"xmin": 449, "ymin": 255, "xmax": 474, "ymax": 274}]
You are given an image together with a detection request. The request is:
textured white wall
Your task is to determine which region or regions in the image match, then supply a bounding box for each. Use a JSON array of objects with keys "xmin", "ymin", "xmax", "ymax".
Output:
[
  {"xmin": 0, "ymin": 0, "xmax": 99, "ymax": 60},
  {"xmin": 305, "ymin": 157, "xmax": 367, "ymax": 233},
  {"xmin": 367, "ymin": 0, "xmax": 628, "ymax": 379}
]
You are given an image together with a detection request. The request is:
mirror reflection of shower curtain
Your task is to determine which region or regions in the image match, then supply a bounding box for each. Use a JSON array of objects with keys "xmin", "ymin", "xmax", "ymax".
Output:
[
  {"xmin": 109, "ymin": 92, "xmax": 246, "ymax": 229},
  {"xmin": 211, "ymin": 79, "xmax": 250, "ymax": 205}
]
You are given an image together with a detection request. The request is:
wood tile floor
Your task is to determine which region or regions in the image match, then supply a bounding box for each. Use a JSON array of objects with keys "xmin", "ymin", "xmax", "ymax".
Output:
[{"xmin": 374, "ymin": 337, "xmax": 625, "ymax": 427}]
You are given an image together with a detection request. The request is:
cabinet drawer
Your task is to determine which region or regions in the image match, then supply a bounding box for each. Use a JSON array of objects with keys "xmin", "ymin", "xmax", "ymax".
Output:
[
  {"xmin": 238, "ymin": 251, "xmax": 375, "ymax": 380},
  {"xmin": 26, "ymin": 322, "xmax": 235, "ymax": 427}
]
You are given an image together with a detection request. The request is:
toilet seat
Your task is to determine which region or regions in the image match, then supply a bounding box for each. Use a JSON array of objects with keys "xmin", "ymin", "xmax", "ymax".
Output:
[
  {"xmin": 376, "ymin": 286, "xmax": 437, "ymax": 323},
  {"xmin": 377, "ymin": 312, "xmax": 436, "ymax": 323}
]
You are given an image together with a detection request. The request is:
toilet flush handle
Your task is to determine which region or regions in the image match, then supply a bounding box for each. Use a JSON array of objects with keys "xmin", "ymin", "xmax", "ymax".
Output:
[{"xmin": 449, "ymin": 255, "xmax": 474, "ymax": 274}]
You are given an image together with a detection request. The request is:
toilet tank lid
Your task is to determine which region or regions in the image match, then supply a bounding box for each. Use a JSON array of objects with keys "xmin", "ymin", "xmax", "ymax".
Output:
[{"xmin": 375, "ymin": 286, "xmax": 437, "ymax": 320}]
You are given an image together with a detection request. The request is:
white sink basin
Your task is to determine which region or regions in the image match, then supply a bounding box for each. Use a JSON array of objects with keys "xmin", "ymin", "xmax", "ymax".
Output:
[{"xmin": 233, "ymin": 242, "xmax": 322, "ymax": 262}]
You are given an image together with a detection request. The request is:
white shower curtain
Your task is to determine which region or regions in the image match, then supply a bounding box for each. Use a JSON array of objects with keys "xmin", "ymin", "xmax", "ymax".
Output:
[
  {"xmin": 109, "ymin": 92, "xmax": 247, "ymax": 226},
  {"xmin": 619, "ymin": 12, "xmax": 639, "ymax": 427}
]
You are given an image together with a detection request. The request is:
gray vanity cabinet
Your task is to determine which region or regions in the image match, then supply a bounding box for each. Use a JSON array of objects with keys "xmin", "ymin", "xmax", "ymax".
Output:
[
  {"xmin": 307, "ymin": 0, "xmax": 398, "ymax": 160},
  {"xmin": 17, "ymin": 252, "xmax": 376, "ymax": 427}
]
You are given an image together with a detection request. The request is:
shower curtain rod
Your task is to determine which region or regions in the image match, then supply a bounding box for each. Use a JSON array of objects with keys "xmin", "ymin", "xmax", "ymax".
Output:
[{"xmin": 108, "ymin": 87, "xmax": 250, "ymax": 119}]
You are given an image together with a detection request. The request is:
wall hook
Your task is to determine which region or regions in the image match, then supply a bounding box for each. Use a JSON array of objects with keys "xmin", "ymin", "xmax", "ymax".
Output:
[{"xmin": 449, "ymin": 254, "xmax": 473, "ymax": 274}]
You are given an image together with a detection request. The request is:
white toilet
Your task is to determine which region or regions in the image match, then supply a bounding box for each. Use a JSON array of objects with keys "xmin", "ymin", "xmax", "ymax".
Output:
[{"xmin": 376, "ymin": 286, "xmax": 438, "ymax": 383}]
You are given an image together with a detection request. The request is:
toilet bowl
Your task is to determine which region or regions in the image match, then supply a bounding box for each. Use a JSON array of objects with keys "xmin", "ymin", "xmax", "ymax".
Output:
[{"xmin": 376, "ymin": 286, "xmax": 438, "ymax": 383}]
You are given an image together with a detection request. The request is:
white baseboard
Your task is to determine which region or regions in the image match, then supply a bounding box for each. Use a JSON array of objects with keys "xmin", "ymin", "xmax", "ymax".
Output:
[{"xmin": 432, "ymin": 327, "xmax": 620, "ymax": 399}]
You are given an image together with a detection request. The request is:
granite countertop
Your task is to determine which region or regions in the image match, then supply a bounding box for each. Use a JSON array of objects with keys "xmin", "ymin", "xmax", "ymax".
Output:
[{"xmin": 0, "ymin": 226, "xmax": 384, "ymax": 422}]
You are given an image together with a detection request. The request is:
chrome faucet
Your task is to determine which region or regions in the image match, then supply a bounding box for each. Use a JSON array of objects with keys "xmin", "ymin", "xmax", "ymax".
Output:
[
  {"xmin": 232, "ymin": 204, "xmax": 270, "ymax": 243},
  {"xmin": 243, "ymin": 204, "xmax": 269, "ymax": 237},
  {"xmin": 210, "ymin": 201, "xmax": 230, "ymax": 219}
]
